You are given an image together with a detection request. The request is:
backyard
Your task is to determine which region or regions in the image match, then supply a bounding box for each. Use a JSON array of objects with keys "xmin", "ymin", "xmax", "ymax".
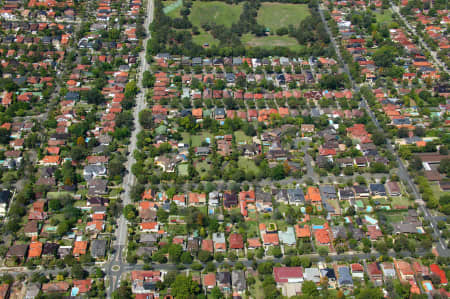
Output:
[
  {"xmin": 234, "ymin": 130, "xmax": 252, "ymax": 144},
  {"xmin": 181, "ymin": 132, "xmax": 214, "ymax": 147}
]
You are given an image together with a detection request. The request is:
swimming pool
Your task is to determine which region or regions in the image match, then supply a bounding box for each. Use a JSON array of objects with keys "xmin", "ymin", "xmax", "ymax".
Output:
[
  {"xmin": 365, "ymin": 215, "xmax": 378, "ymax": 225},
  {"xmin": 313, "ymin": 225, "xmax": 324, "ymax": 229},
  {"xmin": 366, "ymin": 206, "xmax": 373, "ymax": 212},
  {"xmin": 423, "ymin": 281, "xmax": 433, "ymax": 292},
  {"xmin": 71, "ymin": 287, "xmax": 79, "ymax": 297}
]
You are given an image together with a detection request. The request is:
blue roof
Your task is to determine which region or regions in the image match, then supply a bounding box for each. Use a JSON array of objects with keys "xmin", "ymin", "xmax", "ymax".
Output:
[{"xmin": 338, "ymin": 267, "xmax": 353, "ymax": 286}]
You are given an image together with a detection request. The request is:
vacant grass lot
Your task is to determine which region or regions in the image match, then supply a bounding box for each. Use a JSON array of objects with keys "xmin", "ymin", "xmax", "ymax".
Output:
[
  {"xmin": 257, "ymin": 3, "xmax": 310, "ymax": 31},
  {"xmin": 189, "ymin": 1, "xmax": 243, "ymax": 27}
]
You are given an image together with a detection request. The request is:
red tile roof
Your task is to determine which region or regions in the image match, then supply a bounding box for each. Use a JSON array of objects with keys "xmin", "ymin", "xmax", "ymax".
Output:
[
  {"xmin": 273, "ymin": 267, "xmax": 303, "ymax": 283},
  {"xmin": 315, "ymin": 229, "xmax": 331, "ymax": 244},
  {"xmin": 430, "ymin": 264, "xmax": 448, "ymax": 284},
  {"xmin": 201, "ymin": 239, "xmax": 213, "ymax": 253},
  {"xmin": 73, "ymin": 279, "xmax": 92, "ymax": 293},
  {"xmin": 203, "ymin": 273, "xmax": 216, "ymax": 287},
  {"xmin": 229, "ymin": 233, "xmax": 244, "ymax": 249}
]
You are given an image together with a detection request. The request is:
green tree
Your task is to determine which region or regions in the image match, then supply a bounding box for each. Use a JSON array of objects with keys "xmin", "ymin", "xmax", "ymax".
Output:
[
  {"xmin": 112, "ymin": 282, "xmax": 132, "ymax": 299},
  {"xmin": 123, "ymin": 204, "xmax": 137, "ymax": 222},
  {"xmin": 0, "ymin": 128, "xmax": 10, "ymax": 144},
  {"xmin": 181, "ymin": 251, "xmax": 193, "ymax": 264},
  {"xmin": 84, "ymin": 88, "xmax": 106, "ymax": 105},
  {"xmin": 355, "ymin": 287, "xmax": 384, "ymax": 299},
  {"xmin": 142, "ymin": 71, "xmax": 155, "ymax": 88},
  {"xmin": 71, "ymin": 264, "xmax": 86, "ymax": 279},
  {"xmin": 171, "ymin": 275, "xmax": 200, "ymax": 299},
  {"xmin": 139, "ymin": 109, "xmax": 153, "ymax": 129},
  {"xmin": 198, "ymin": 250, "xmax": 211, "ymax": 263},
  {"xmin": 125, "ymin": 80, "xmax": 138, "ymax": 99},
  {"xmin": 318, "ymin": 246, "xmax": 329, "ymax": 256},
  {"xmin": 211, "ymin": 286, "xmax": 224, "ymax": 299},
  {"xmin": 168, "ymin": 244, "xmax": 183, "ymax": 263},
  {"xmin": 302, "ymin": 280, "xmax": 319, "ymax": 296},
  {"xmin": 373, "ymin": 46, "xmax": 397, "ymax": 67}
]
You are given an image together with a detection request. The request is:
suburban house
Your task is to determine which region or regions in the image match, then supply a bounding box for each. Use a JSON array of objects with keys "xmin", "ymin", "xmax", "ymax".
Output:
[{"xmin": 273, "ymin": 267, "xmax": 303, "ymax": 297}]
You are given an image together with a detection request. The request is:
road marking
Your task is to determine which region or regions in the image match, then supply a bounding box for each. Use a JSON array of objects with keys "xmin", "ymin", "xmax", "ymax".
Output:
[{"xmin": 112, "ymin": 265, "xmax": 120, "ymax": 272}]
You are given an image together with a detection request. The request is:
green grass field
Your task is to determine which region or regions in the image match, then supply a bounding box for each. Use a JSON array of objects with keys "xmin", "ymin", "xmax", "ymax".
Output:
[
  {"xmin": 234, "ymin": 130, "xmax": 252, "ymax": 144},
  {"xmin": 195, "ymin": 159, "xmax": 212, "ymax": 174},
  {"xmin": 238, "ymin": 156, "xmax": 260, "ymax": 174},
  {"xmin": 391, "ymin": 197, "xmax": 412, "ymax": 208},
  {"xmin": 192, "ymin": 30, "xmax": 220, "ymax": 47},
  {"xmin": 375, "ymin": 10, "xmax": 393, "ymax": 24},
  {"xmin": 178, "ymin": 164, "xmax": 189, "ymax": 176},
  {"xmin": 257, "ymin": 3, "xmax": 310, "ymax": 31},
  {"xmin": 189, "ymin": 1, "xmax": 243, "ymax": 27},
  {"xmin": 431, "ymin": 184, "xmax": 449, "ymax": 201},
  {"xmin": 310, "ymin": 217, "xmax": 326, "ymax": 225},
  {"xmin": 163, "ymin": 0, "xmax": 182, "ymax": 18},
  {"xmin": 181, "ymin": 132, "xmax": 213, "ymax": 147},
  {"xmin": 385, "ymin": 213, "xmax": 405, "ymax": 223},
  {"xmin": 242, "ymin": 34, "xmax": 303, "ymax": 51}
]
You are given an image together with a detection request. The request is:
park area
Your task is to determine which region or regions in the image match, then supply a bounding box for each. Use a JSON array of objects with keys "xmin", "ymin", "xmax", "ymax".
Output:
[
  {"xmin": 257, "ymin": 3, "xmax": 310, "ymax": 31},
  {"xmin": 189, "ymin": 1, "xmax": 243, "ymax": 46},
  {"xmin": 163, "ymin": 0, "xmax": 183, "ymax": 18},
  {"xmin": 189, "ymin": 1, "xmax": 243, "ymax": 27},
  {"xmin": 164, "ymin": 1, "xmax": 311, "ymax": 50},
  {"xmin": 242, "ymin": 34, "xmax": 303, "ymax": 51}
]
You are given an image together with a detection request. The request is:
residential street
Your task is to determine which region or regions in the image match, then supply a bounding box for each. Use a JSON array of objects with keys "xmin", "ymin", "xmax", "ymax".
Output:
[
  {"xmin": 105, "ymin": 0, "xmax": 154, "ymax": 296},
  {"xmin": 318, "ymin": 5, "xmax": 449, "ymax": 258},
  {"xmin": 389, "ymin": 1, "xmax": 449, "ymax": 75},
  {"xmin": 2, "ymin": 0, "xmax": 449, "ymax": 297}
]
